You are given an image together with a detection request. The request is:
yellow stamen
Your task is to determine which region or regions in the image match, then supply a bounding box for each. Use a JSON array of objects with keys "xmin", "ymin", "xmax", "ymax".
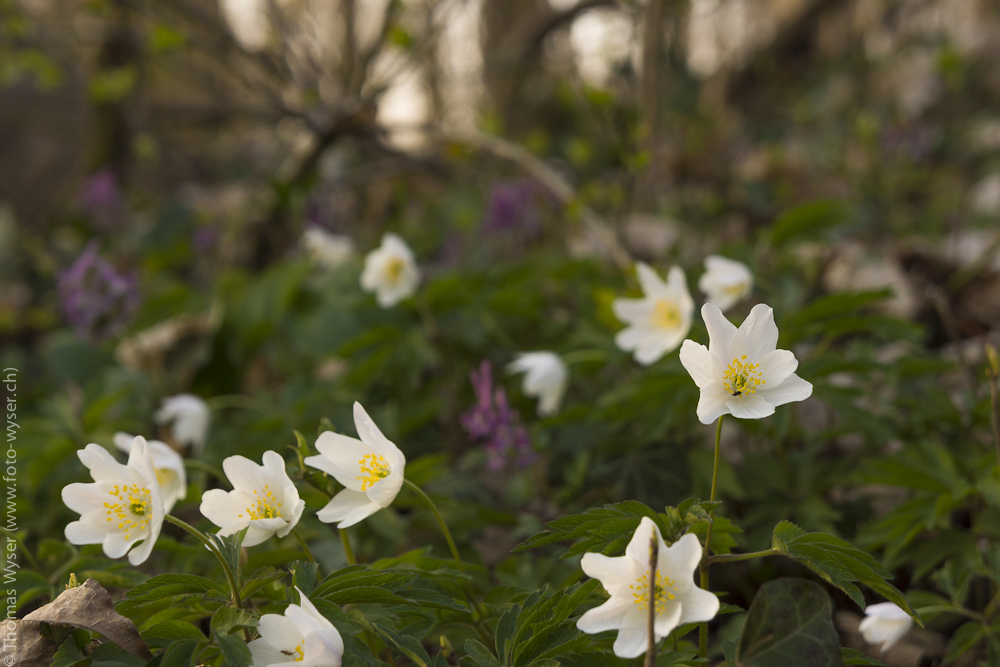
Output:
[
  {"xmin": 385, "ymin": 257, "xmax": 406, "ymax": 283},
  {"xmin": 650, "ymin": 299, "xmax": 681, "ymax": 330},
  {"xmin": 629, "ymin": 570, "xmax": 676, "ymax": 614},
  {"xmin": 722, "ymin": 355, "xmax": 765, "ymax": 397},
  {"xmin": 357, "ymin": 453, "xmax": 390, "ymax": 491},
  {"xmin": 245, "ymin": 484, "xmax": 283, "ymax": 520},
  {"xmin": 104, "ymin": 483, "xmax": 152, "ymax": 540}
]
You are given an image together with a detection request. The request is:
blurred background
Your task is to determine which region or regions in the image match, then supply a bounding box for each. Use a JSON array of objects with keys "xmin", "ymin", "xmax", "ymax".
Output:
[{"xmin": 4, "ymin": 1, "xmax": 1000, "ymax": 662}]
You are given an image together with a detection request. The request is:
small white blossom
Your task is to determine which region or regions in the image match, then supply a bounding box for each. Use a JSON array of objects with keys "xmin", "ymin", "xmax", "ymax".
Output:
[
  {"xmin": 61, "ymin": 438, "xmax": 164, "ymax": 565},
  {"xmin": 698, "ymin": 255, "xmax": 753, "ymax": 312},
  {"xmin": 200, "ymin": 451, "xmax": 305, "ymax": 547},
  {"xmin": 506, "ymin": 352, "xmax": 568, "ymax": 416},
  {"xmin": 859, "ymin": 602, "xmax": 912, "ymax": 653},
  {"xmin": 249, "ymin": 587, "xmax": 344, "ymax": 667},
  {"xmin": 305, "ymin": 402, "xmax": 405, "ymax": 528},
  {"xmin": 360, "ymin": 233, "xmax": 420, "ymax": 308},
  {"xmin": 679, "ymin": 303, "xmax": 813, "ymax": 424},
  {"xmin": 154, "ymin": 394, "xmax": 210, "ymax": 452},
  {"xmin": 576, "ymin": 517, "xmax": 719, "ymax": 658},
  {"xmin": 612, "ymin": 263, "xmax": 694, "ymax": 365},
  {"xmin": 303, "ymin": 227, "xmax": 355, "ymax": 268},
  {"xmin": 114, "ymin": 432, "xmax": 187, "ymax": 513}
]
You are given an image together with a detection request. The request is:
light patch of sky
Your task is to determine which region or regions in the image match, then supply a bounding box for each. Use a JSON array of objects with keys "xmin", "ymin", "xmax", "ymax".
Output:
[
  {"xmin": 221, "ymin": 0, "xmax": 269, "ymax": 51},
  {"xmin": 568, "ymin": 9, "xmax": 636, "ymax": 87}
]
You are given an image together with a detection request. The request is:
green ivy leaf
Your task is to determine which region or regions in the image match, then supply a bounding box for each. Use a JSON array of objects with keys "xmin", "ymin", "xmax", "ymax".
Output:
[{"xmin": 735, "ymin": 578, "xmax": 842, "ymax": 667}]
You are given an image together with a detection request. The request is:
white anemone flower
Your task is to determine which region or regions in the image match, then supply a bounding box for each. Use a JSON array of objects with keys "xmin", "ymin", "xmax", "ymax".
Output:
[
  {"xmin": 61, "ymin": 438, "xmax": 164, "ymax": 565},
  {"xmin": 200, "ymin": 451, "xmax": 305, "ymax": 547},
  {"xmin": 249, "ymin": 586, "xmax": 344, "ymax": 667},
  {"xmin": 303, "ymin": 227, "xmax": 355, "ymax": 268},
  {"xmin": 360, "ymin": 233, "xmax": 420, "ymax": 308},
  {"xmin": 114, "ymin": 432, "xmax": 187, "ymax": 513},
  {"xmin": 699, "ymin": 255, "xmax": 753, "ymax": 312},
  {"xmin": 576, "ymin": 517, "xmax": 719, "ymax": 658},
  {"xmin": 612, "ymin": 263, "xmax": 694, "ymax": 366},
  {"xmin": 679, "ymin": 303, "xmax": 813, "ymax": 424},
  {"xmin": 304, "ymin": 402, "xmax": 405, "ymax": 528},
  {"xmin": 154, "ymin": 394, "xmax": 210, "ymax": 452},
  {"xmin": 506, "ymin": 352, "xmax": 569, "ymax": 416},
  {"xmin": 859, "ymin": 602, "xmax": 912, "ymax": 653}
]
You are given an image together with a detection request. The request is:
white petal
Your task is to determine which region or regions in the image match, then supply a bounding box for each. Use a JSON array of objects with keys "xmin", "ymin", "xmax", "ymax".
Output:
[
  {"xmin": 612, "ymin": 298, "xmax": 651, "ymax": 325},
  {"xmin": 103, "ymin": 531, "xmax": 132, "ymax": 559},
  {"xmin": 612, "ymin": 610, "xmax": 649, "ymax": 659},
  {"xmin": 77, "ymin": 444, "xmax": 127, "ymax": 482},
  {"xmin": 353, "ymin": 402, "xmax": 405, "ymax": 468},
  {"xmin": 127, "ymin": 534, "xmax": 156, "ymax": 565},
  {"xmin": 738, "ymin": 304, "xmax": 779, "ymax": 359},
  {"xmin": 679, "ymin": 341, "xmax": 715, "ymax": 389},
  {"xmin": 366, "ymin": 468, "xmax": 404, "ymax": 508},
  {"xmin": 258, "ymin": 613, "xmax": 304, "ymax": 653},
  {"xmin": 633, "ymin": 339, "xmax": 669, "ymax": 366},
  {"xmin": 62, "ymin": 483, "xmax": 109, "ymax": 515},
  {"xmin": 306, "ymin": 432, "xmax": 373, "ymax": 491},
  {"xmin": 756, "ymin": 349, "xmax": 798, "ymax": 387},
  {"xmin": 614, "ymin": 325, "xmax": 646, "ymax": 352},
  {"xmin": 581, "ymin": 553, "xmax": 630, "ymax": 593},
  {"xmin": 696, "ymin": 388, "xmax": 731, "ymax": 425},
  {"xmin": 222, "ymin": 455, "xmax": 266, "ymax": 493},
  {"xmin": 660, "ymin": 533, "xmax": 703, "ymax": 578},
  {"xmin": 653, "ymin": 600, "xmax": 683, "ymax": 638},
  {"xmin": 702, "ymin": 304, "xmax": 736, "ymax": 361},
  {"xmin": 200, "ymin": 488, "xmax": 254, "ymax": 530},
  {"xmin": 316, "ymin": 489, "xmax": 382, "ymax": 527},
  {"xmin": 277, "ymin": 497, "xmax": 305, "ymax": 538},
  {"xmin": 65, "ymin": 520, "xmax": 105, "ymax": 545},
  {"xmin": 757, "ymin": 373, "xmax": 813, "ymax": 408},
  {"xmin": 635, "ymin": 263, "xmax": 667, "ymax": 297},
  {"xmin": 727, "ymin": 394, "xmax": 775, "ymax": 420},
  {"xmin": 677, "ymin": 586, "xmax": 719, "ymax": 625},
  {"xmin": 576, "ymin": 595, "xmax": 633, "ymax": 634},
  {"xmin": 248, "ymin": 638, "xmax": 288, "ymax": 667},
  {"xmin": 626, "ymin": 518, "xmax": 668, "ymax": 566}
]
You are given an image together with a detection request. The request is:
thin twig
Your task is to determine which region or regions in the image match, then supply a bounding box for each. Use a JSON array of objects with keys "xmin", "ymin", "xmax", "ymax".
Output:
[{"xmin": 644, "ymin": 530, "xmax": 659, "ymax": 667}]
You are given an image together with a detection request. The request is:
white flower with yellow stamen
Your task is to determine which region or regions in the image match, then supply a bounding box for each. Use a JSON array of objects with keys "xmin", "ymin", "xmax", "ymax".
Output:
[
  {"xmin": 304, "ymin": 402, "xmax": 405, "ymax": 528},
  {"xmin": 612, "ymin": 263, "xmax": 694, "ymax": 365},
  {"xmin": 360, "ymin": 233, "xmax": 420, "ymax": 308},
  {"xmin": 114, "ymin": 432, "xmax": 186, "ymax": 513},
  {"xmin": 61, "ymin": 438, "xmax": 164, "ymax": 565},
  {"xmin": 699, "ymin": 255, "xmax": 753, "ymax": 312},
  {"xmin": 576, "ymin": 517, "xmax": 719, "ymax": 658},
  {"xmin": 200, "ymin": 451, "xmax": 305, "ymax": 547},
  {"xmin": 679, "ymin": 303, "xmax": 813, "ymax": 424},
  {"xmin": 249, "ymin": 587, "xmax": 344, "ymax": 667}
]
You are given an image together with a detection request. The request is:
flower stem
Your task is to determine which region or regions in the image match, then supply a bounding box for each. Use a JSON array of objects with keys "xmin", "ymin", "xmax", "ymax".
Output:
[
  {"xmin": 404, "ymin": 479, "xmax": 464, "ymax": 572},
  {"xmin": 339, "ymin": 528, "xmax": 357, "ymax": 566},
  {"xmin": 164, "ymin": 514, "xmax": 242, "ymax": 608},
  {"xmin": 708, "ymin": 548, "xmax": 778, "ymax": 564},
  {"xmin": 987, "ymin": 349, "xmax": 1000, "ymax": 477},
  {"xmin": 699, "ymin": 414, "xmax": 724, "ymax": 659},
  {"xmin": 292, "ymin": 528, "xmax": 317, "ymax": 565}
]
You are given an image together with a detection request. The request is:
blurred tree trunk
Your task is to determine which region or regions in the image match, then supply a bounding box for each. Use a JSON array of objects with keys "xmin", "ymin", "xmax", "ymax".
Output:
[
  {"xmin": 96, "ymin": 0, "xmax": 142, "ymax": 182},
  {"xmin": 634, "ymin": 0, "xmax": 668, "ymax": 211},
  {"xmin": 481, "ymin": 0, "xmax": 545, "ymax": 134}
]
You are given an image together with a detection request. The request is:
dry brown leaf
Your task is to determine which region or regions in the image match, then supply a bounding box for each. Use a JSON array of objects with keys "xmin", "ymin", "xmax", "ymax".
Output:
[{"xmin": 23, "ymin": 578, "xmax": 152, "ymax": 659}]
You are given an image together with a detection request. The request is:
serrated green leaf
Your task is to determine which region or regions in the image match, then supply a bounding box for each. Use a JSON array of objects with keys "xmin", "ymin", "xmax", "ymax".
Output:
[
  {"xmin": 464, "ymin": 639, "xmax": 500, "ymax": 667},
  {"xmin": 216, "ymin": 629, "xmax": 253, "ymax": 667}
]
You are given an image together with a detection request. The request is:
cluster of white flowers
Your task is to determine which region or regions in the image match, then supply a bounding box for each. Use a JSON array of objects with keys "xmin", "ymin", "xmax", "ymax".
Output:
[{"xmin": 611, "ymin": 256, "xmax": 752, "ymax": 366}]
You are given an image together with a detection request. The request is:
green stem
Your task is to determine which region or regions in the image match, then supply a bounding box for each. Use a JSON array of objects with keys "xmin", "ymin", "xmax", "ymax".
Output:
[
  {"xmin": 404, "ymin": 479, "xmax": 464, "ymax": 571},
  {"xmin": 164, "ymin": 515, "xmax": 241, "ymax": 608},
  {"xmin": 339, "ymin": 528, "xmax": 357, "ymax": 566},
  {"xmin": 699, "ymin": 415, "xmax": 724, "ymax": 659},
  {"xmin": 292, "ymin": 528, "xmax": 316, "ymax": 564},
  {"xmin": 920, "ymin": 604, "xmax": 984, "ymax": 622},
  {"xmin": 988, "ymin": 369, "xmax": 1000, "ymax": 478},
  {"xmin": 708, "ymin": 548, "xmax": 778, "ymax": 564},
  {"xmin": 0, "ymin": 527, "xmax": 42, "ymax": 572},
  {"xmin": 183, "ymin": 459, "xmax": 231, "ymax": 488}
]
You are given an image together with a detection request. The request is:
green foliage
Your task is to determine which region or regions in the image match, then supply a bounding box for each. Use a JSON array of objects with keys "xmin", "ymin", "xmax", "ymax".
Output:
[{"xmin": 735, "ymin": 578, "xmax": 841, "ymax": 667}]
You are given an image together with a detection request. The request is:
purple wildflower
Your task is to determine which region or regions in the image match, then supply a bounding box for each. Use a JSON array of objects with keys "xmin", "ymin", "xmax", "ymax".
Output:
[
  {"xmin": 58, "ymin": 242, "xmax": 140, "ymax": 342},
  {"xmin": 79, "ymin": 167, "xmax": 126, "ymax": 230},
  {"xmin": 482, "ymin": 179, "xmax": 543, "ymax": 236},
  {"xmin": 460, "ymin": 361, "xmax": 534, "ymax": 471}
]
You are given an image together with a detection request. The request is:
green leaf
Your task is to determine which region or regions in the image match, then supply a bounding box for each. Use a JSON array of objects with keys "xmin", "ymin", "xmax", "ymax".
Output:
[
  {"xmin": 141, "ymin": 621, "xmax": 207, "ymax": 648},
  {"xmin": 240, "ymin": 567, "xmax": 286, "ymax": 599},
  {"xmin": 495, "ymin": 604, "xmax": 519, "ymax": 663},
  {"xmin": 370, "ymin": 620, "xmax": 430, "ymax": 667},
  {"xmin": 840, "ymin": 648, "xmax": 886, "ymax": 665},
  {"xmin": 514, "ymin": 501, "xmax": 669, "ymax": 556},
  {"xmin": 771, "ymin": 521, "xmax": 920, "ymax": 624},
  {"xmin": 735, "ymin": 578, "xmax": 842, "ymax": 667},
  {"xmin": 769, "ymin": 199, "xmax": 849, "ymax": 247},
  {"xmin": 51, "ymin": 638, "xmax": 87, "ymax": 667},
  {"xmin": 124, "ymin": 573, "xmax": 225, "ymax": 602},
  {"xmin": 212, "ymin": 606, "xmax": 258, "ymax": 634},
  {"xmin": 399, "ymin": 587, "xmax": 469, "ymax": 612},
  {"xmin": 216, "ymin": 629, "xmax": 253, "ymax": 667},
  {"xmin": 291, "ymin": 560, "xmax": 320, "ymax": 596},
  {"xmin": 464, "ymin": 639, "xmax": 501, "ymax": 667}
]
